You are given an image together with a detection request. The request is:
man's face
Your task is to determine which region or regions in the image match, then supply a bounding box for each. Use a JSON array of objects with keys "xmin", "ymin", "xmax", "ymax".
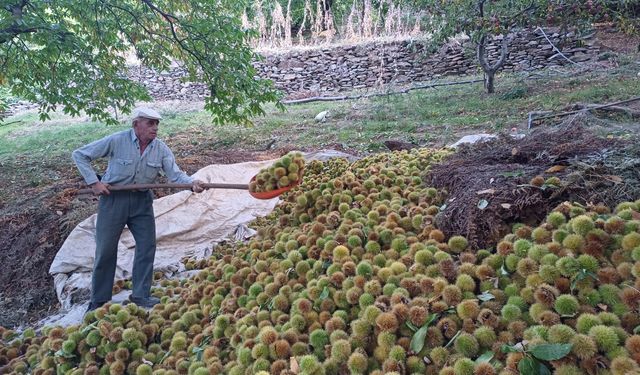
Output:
[{"xmin": 133, "ymin": 118, "xmax": 159, "ymax": 144}]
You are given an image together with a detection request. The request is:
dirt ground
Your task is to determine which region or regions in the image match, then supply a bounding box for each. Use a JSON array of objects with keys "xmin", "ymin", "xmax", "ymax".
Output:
[
  {"xmin": 595, "ymin": 23, "xmax": 640, "ymax": 54},
  {"xmin": 0, "ymin": 146, "xmax": 305, "ymax": 328}
]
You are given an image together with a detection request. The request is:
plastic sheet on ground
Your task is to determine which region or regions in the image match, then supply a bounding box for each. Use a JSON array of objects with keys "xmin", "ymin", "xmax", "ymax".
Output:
[
  {"xmin": 49, "ymin": 150, "xmax": 357, "ymax": 311},
  {"xmin": 447, "ymin": 133, "xmax": 497, "ymax": 148}
]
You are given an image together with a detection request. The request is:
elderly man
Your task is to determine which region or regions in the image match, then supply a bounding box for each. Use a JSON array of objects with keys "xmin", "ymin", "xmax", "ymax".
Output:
[{"xmin": 73, "ymin": 107, "xmax": 204, "ymax": 311}]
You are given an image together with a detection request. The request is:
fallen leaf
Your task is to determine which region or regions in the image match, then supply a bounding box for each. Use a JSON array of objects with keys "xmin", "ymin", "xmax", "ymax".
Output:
[
  {"xmin": 290, "ymin": 358, "xmax": 299, "ymax": 373},
  {"xmin": 511, "ymin": 147, "xmax": 519, "ymax": 156},
  {"xmin": 545, "ymin": 165, "xmax": 566, "ymax": 173},
  {"xmin": 490, "ymin": 178, "xmax": 495, "ymax": 184},
  {"xmin": 477, "ymin": 189, "xmax": 496, "ymax": 195},
  {"xmin": 501, "ymin": 203, "xmax": 512, "ymax": 209},
  {"xmin": 597, "ymin": 304, "xmax": 608, "ymax": 311},
  {"xmin": 603, "ymin": 175, "xmax": 623, "ymax": 184}
]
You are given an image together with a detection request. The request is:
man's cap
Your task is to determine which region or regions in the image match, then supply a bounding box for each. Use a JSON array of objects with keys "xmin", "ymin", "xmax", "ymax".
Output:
[{"xmin": 132, "ymin": 107, "xmax": 163, "ymax": 120}]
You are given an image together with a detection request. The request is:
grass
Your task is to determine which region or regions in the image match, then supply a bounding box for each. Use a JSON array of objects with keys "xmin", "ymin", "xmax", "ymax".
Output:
[{"xmin": 1, "ymin": 65, "xmax": 639, "ymax": 201}]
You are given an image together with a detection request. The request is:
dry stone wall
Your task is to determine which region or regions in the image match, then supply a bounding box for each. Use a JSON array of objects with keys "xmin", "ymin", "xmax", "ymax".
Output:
[{"xmin": 128, "ymin": 28, "xmax": 599, "ymax": 101}]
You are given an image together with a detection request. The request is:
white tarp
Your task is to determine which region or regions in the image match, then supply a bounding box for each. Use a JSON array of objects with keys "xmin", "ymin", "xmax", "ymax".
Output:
[{"xmin": 49, "ymin": 150, "xmax": 357, "ymax": 310}]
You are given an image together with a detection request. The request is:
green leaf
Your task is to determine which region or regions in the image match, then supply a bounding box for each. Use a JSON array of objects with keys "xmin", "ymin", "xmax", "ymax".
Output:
[
  {"xmin": 410, "ymin": 324, "xmax": 429, "ymax": 353},
  {"xmin": 517, "ymin": 357, "xmax": 537, "ymax": 375},
  {"xmin": 477, "ymin": 291, "xmax": 495, "ymax": 302},
  {"xmin": 570, "ymin": 269, "xmax": 599, "ymax": 292},
  {"xmin": 426, "ymin": 313, "xmax": 439, "ymax": 325},
  {"xmin": 54, "ymin": 349, "xmax": 75, "ymax": 359},
  {"xmin": 444, "ymin": 330, "xmax": 462, "ymax": 349},
  {"xmin": 475, "ymin": 351, "xmax": 494, "ymax": 364},
  {"xmin": 319, "ymin": 286, "xmax": 330, "ymax": 300},
  {"xmin": 193, "ymin": 336, "xmax": 211, "ymax": 361},
  {"xmin": 530, "ymin": 343, "xmax": 573, "ymax": 361},
  {"xmin": 193, "ymin": 346, "xmax": 205, "ymax": 361},
  {"xmin": 159, "ymin": 350, "xmax": 172, "ymax": 364},
  {"xmin": 406, "ymin": 321, "xmax": 419, "ymax": 332},
  {"xmin": 478, "ymin": 199, "xmax": 489, "ymax": 209},
  {"xmin": 80, "ymin": 322, "xmax": 98, "ymax": 334},
  {"xmin": 537, "ymin": 360, "xmax": 552, "ymax": 375},
  {"xmin": 634, "ymin": 325, "xmax": 640, "ymax": 334},
  {"xmin": 409, "ymin": 314, "xmax": 439, "ymax": 353}
]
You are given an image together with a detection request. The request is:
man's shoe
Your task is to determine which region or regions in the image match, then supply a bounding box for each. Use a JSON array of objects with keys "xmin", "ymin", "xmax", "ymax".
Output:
[
  {"xmin": 128, "ymin": 296, "xmax": 161, "ymax": 308},
  {"xmin": 85, "ymin": 301, "xmax": 106, "ymax": 314}
]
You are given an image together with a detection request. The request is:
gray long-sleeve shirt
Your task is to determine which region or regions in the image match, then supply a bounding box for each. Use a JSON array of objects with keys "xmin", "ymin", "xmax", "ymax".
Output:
[{"xmin": 72, "ymin": 129, "xmax": 193, "ymax": 186}]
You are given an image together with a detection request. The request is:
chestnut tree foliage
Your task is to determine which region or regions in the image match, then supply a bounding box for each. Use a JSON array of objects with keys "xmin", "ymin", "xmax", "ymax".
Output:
[{"xmin": 0, "ymin": 1, "xmax": 282, "ymax": 124}]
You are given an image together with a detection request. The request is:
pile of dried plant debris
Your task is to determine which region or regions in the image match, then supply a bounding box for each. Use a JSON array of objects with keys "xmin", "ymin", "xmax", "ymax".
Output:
[{"xmin": 427, "ymin": 116, "xmax": 640, "ymax": 249}]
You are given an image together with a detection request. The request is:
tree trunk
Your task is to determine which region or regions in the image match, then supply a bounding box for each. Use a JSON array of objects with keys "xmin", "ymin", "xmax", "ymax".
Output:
[
  {"xmin": 476, "ymin": 34, "xmax": 508, "ymax": 94},
  {"xmin": 484, "ymin": 71, "xmax": 495, "ymax": 93}
]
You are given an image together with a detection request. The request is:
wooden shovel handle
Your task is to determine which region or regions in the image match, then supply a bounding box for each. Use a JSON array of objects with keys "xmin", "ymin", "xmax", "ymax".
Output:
[{"xmin": 77, "ymin": 183, "xmax": 248, "ymax": 195}]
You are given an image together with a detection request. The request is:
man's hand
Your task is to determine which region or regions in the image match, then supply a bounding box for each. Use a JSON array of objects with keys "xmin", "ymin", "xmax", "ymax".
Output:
[
  {"xmin": 192, "ymin": 179, "xmax": 205, "ymax": 193},
  {"xmin": 91, "ymin": 181, "xmax": 110, "ymax": 196}
]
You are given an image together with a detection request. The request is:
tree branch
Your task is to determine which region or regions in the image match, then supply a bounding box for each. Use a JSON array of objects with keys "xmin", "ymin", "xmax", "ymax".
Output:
[
  {"xmin": 282, "ymin": 78, "xmax": 484, "ymax": 105},
  {"xmin": 140, "ymin": 0, "xmax": 179, "ymax": 22},
  {"xmin": 99, "ymin": 0, "xmax": 179, "ymax": 62},
  {"xmin": 530, "ymin": 96, "xmax": 640, "ymax": 124},
  {"xmin": 476, "ymin": 35, "xmax": 490, "ymax": 73},
  {"xmin": 0, "ymin": 1, "xmax": 76, "ymax": 44},
  {"xmin": 0, "ymin": 25, "xmax": 39, "ymax": 44},
  {"xmin": 476, "ymin": 34, "xmax": 508, "ymax": 74},
  {"xmin": 491, "ymin": 36, "xmax": 508, "ymax": 72},
  {"xmin": 140, "ymin": 0, "xmax": 214, "ymax": 81},
  {"xmin": 477, "ymin": 0, "xmax": 486, "ymax": 18},
  {"xmin": 0, "ymin": 0, "xmax": 36, "ymax": 44}
]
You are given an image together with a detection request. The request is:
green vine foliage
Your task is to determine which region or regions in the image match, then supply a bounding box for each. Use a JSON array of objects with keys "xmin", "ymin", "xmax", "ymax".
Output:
[{"xmin": 0, "ymin": 1, "xmax": 283, "ymax": 125}]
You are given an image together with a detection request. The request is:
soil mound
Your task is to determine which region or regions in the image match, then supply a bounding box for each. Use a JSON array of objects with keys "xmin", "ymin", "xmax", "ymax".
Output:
[{"xmin": 428, "ymin": 119, "xmax": 640, "ymax": 249}]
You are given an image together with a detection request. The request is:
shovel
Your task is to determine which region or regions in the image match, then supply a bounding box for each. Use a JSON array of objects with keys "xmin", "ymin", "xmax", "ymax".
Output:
[
  {"xmin": 76, "ymin": 168, "xmax": 304, "ymax": 199},
  {"xmin": 77, "ymin": 182, "xmax": 248, "ymax": 195},
  {"xmin": 76, "ymin": 177, "xmax": 301, "ymax": 200}
]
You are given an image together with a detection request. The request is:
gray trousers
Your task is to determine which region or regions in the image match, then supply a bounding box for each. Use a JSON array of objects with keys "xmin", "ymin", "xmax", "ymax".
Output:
[{"xmin": 92, "ymin": 191, "xmax": 156, "ymax": 304}]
